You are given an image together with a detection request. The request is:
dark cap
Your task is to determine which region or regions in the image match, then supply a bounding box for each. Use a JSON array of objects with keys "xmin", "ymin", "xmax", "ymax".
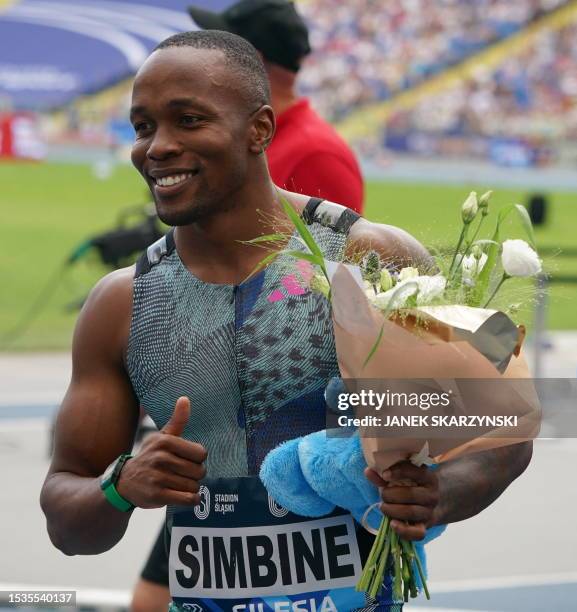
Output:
[{"xmin": 187, "ymin": 0, "xmax": 311, "ymax": 72}]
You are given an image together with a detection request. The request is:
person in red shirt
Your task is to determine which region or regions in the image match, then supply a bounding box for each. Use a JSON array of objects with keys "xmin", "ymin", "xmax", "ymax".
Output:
[
  {"xmin": 188, "ymin": 0, "xmax": 364, "ymax": 214},
  {"xmin": 131, "ymin": 3, "xmax": 364, "ymax": 610}
]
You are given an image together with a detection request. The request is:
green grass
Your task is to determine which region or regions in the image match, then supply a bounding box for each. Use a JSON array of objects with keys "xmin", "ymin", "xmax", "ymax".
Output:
[{"xmin": 1, "ymin": 162, "xmax": 575, "ymax": 351}]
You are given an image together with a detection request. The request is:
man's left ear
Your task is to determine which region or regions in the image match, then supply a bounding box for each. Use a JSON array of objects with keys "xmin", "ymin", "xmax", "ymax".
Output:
[{"xmin": 248, "ymin": 105, "xmax": 275, "ymax": 154}]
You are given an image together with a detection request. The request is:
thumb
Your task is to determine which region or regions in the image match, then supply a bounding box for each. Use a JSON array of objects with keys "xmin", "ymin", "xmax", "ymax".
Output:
[{"xmin": 161, "ymin": 396, "xmax": 190, "ymax": 437}]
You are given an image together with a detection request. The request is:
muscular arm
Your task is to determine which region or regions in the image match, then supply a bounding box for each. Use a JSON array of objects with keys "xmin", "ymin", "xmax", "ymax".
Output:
[
  {"xmin": 351, "ymin": 221, "xmax": 533, "ymax": 536},
  {"xmin": 40, "ymin": 268, "xmax": 139, "ymax": 555},
  {"xmin": 345, "ymin": 217, "xmax": 435, "ymax": 272}
]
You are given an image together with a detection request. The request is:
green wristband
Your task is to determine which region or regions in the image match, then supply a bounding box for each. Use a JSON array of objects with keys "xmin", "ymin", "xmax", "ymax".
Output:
[
  {"xmin": 100, "ymin": 453, "xmax": 135, "ymax": 512},
  {"xmin": 102, "ymin": 482, "xmax": 134, "ymax": 513}
]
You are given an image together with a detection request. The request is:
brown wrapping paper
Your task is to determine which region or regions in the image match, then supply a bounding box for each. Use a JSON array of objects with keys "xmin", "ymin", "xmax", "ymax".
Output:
[{"xmin": 330, "ymin": 263, "xmax": 541, "ymax": 471}]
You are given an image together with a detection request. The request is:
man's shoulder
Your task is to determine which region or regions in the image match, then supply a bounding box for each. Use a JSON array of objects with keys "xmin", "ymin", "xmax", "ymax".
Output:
[
  {"xmin": 71, "ymin": 266, "xmax": 135, "ymax": 366},
  {"xmin": 88, "ymin": 266, "xmax": 135, "ymax": 305},
  {"xmin": 346, "ymin": 219, "xmax": 434, "ymax": 271},
  {"xmin": 79, "ymin": 267, "xmax": 135, "ymax": 336}
]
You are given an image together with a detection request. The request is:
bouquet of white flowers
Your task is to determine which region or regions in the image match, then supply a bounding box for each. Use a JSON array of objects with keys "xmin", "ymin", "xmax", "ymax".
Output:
[{"xmin": 253, "ymin": 191, "xmax": 542, "ymax": 603}]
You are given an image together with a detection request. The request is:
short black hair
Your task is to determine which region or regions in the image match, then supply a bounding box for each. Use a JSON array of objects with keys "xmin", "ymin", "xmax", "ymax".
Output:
[{"xmin": 154, "ymin": 30, "xmax": 271, "ymax": 108}]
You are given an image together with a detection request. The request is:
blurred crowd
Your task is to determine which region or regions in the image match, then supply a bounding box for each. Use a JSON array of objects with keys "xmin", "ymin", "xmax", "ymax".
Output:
[
  {"xmin": 43, "ymin": 0, "xmax": 575, "ymax": 167},
  {"xmin": 380, "ymin": 18, "xmax": 577, "ymax": 164},
  {"xmin": 299, "ymin": 0, "xmax": 567, "ymax": 121}
]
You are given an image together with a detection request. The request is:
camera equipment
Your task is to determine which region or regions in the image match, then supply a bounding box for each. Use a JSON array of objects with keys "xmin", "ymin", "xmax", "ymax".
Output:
[{"xmin": 2, "ymin": 204, "xmax": 163, "ymax": 348}]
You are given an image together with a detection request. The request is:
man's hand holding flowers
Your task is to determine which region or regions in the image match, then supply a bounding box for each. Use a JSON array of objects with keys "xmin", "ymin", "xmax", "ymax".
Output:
[{"xmin": 365, "ymin": 462, "xmax": 441, "ymax": 541}]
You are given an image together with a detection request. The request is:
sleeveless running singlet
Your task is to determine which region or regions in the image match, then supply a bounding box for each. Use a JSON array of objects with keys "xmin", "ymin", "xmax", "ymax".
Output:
[{"xmin": 126, "ymin": 199, "xmax": 401, "ymax": 611}]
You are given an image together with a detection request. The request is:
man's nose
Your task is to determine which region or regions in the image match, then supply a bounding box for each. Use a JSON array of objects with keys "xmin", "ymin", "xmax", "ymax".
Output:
[{"xmin": 146, "ymin": 126, "xmax": 182, "ymax": 160}]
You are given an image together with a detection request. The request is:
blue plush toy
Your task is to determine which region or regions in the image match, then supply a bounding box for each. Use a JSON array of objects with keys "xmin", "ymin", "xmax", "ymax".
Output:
[{"xmin": 259, "ymin": 381, "xmax": 447, "ymax": 590}]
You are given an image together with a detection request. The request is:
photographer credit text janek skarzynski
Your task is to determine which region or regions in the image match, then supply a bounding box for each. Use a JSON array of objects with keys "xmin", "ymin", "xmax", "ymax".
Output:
[{"xmin": 335, "ymin": 389, "xmax": 519, "ymax": 429}]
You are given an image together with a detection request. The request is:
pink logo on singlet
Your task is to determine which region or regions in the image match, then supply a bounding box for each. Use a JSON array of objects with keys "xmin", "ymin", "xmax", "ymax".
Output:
[{"xmin": 267, "ymin": 261, "xmax": 314, "ymax": 303}]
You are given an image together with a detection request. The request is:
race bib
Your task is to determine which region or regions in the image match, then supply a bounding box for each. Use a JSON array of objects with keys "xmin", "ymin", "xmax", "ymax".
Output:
[{"xmin": 169, "ymin": 477, "xmax": 369, "ymax": 611}]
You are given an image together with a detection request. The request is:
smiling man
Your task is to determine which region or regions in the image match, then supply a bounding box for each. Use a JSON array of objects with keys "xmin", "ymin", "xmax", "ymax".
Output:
[{"xmin": 41, "ymin": 31, "xmax": 532, "ymax": 612}]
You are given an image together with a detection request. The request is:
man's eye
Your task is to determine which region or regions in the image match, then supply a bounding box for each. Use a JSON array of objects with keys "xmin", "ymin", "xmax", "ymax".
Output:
[
  {"xmin": 180, "ymin": 115, "xmax": 201, "ymax": 127},
  {"xmin": 133, "ymin": 121, "xmax": 152, "ymax": 134}
]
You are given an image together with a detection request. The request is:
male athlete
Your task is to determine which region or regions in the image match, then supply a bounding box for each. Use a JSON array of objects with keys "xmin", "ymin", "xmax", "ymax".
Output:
[
  {"xmin": 135, "ymin": 3, "xmax": 366, "ymax": 605},
  {"xmin": 41, "ymin": 31, "xmax": 532, "ymax": 611}
]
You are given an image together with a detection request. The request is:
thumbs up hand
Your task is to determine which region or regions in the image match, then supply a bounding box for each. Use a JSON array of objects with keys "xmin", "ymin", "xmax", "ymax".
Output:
[
  {"xmin": 116, "ymin": 397, "xmax": 208, "ymax": 509},
  {"xmin": 161, "ymin": 396, "xmax": 191, "ymax": 437}
]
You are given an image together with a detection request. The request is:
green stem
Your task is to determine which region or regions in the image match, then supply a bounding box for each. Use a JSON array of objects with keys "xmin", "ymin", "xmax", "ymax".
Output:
[
  {"xmin": 449, "ymin": 224, "xmax": 469, "ymax": 276},
  {"xmin": 449, "ymin": 217, "xmax": 484, "ymax": 285},
  {"xmin": 483, "ymin": 273, "xmax": 508, "ymax": 308},
  {"xmin": 400, "ymin": 539, "xmax": 417, "ymax": 600},
  {"xmin": 464, "ymin": 216, "xmax": 485, "ymax": 257},
  {"xmin": 391, "ymin": 531, "xmax": 403, "ymax": 602},
  {"xmin": 411, "ymin": 542, "xmax": 430, "ymax": 600},
  {"xmin": 357, "ymin": 516, "xmax": 389, "ymax": 592},
  {"xmin": 369, "ymin": 530, "xmax": 392, "ymax": 598}
]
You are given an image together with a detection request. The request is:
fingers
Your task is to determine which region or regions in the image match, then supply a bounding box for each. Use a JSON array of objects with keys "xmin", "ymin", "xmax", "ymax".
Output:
[
  {"xmin": 380, "ymin": 502, "xmax": 432, "ymax": 524},
  {"xmin": 161, "ymin": 396, "xmax": 190, "ymax": 437},
  {"xmin": 382, "ymin": 461, "xmax": 437, "ymax": 487},
  {"xmin": 161, "ymin": 436, "xmax": 208, "ymax": 463},
  {"xmin": 154, "ymin": 450, "xmax": 207, "ymax": 481},
  {"xmin": 152, "ymin": 489, "xmax": 200, "ymax": 508},
  {"xmin": 121, "ymin": 426, "xmax": 207, "ymax": 509},
  {"xmin": 390, "ymin": 520, "xmax": 427, "ymax": 541},
  {"xmin": 381, "ymin": 485, "xmax": 439, "ymax": 508},
  {"xmin": 364, "ymin": 467, "xmax": 387, "ymax": 488},
  {"xmin": 160, "ymin": 472, "xmax": 202, "ymax": 495},
  {"xmin": 366, "ymin": 462, "xmax": 439, "ymax": 542}
]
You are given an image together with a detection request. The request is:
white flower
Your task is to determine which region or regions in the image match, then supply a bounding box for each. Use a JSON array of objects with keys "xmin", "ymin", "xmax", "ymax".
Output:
[
  {"xmin": 461, "ymin": 191, "xmax": 478, "ymax": 223},
  {"xmin": 414, "ymin": 275, "xmax": 447, "ymax": 305},
  {"xmin": 461, "ymin": 253, "xmax": 488, "ymax": 286},
  {"xmin": 398, "ymin": 267, "xmax": 419, "ymax": 282},
  {"xmin": 501, "ymin": 239, "xmax": 542, "ymax": 277},
  {"xmin": 373, "ymin": 282, "xmax": 418, "ymax": 311}
]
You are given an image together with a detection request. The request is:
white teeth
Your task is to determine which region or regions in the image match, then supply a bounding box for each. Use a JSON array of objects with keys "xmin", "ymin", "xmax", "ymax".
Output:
[{"xmin": 155, "ymin": 173, "xmax": 191, "ymax": 187}]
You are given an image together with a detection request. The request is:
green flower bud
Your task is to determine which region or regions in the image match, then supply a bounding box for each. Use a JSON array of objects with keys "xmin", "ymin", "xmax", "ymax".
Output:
[
  {"xmin": 471, "ymin": 244, "xmax": 483, "ymax": 260},
  {"xmin": 380, "ymin": 268, "xmax": 393, "ymax": 292},
  {"xmin": 478, "ymin": 190, "xmax": 492, "ymax": 216},
  {"xmin": 363, "ymin": 250, "xmax": 381, "ymax": 285},
  {"xmin": 310, "ymin": 274, "xmax": 330, "ymax": 298},
  {"xmin": 461, "ymin": 191, "xmax": 478, "ymax": 224}
]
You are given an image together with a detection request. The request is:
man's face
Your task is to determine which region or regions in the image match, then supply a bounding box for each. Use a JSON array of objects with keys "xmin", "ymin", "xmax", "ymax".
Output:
[{"xmin": 130, "ymin": 47, "xmax": 254, "ymax": 226}]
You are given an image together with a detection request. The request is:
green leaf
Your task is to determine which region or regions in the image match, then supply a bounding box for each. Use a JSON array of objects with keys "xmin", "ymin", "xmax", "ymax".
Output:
[
  {"xmin": 244, "ymin": 233, "xmax": 287, "ymax": 245},
  {"xmin": 381, "ymin": 281, "xmax": 419, "ymax": 318},
  {"xmin": 496, "ymin": 203, "xmax": 536, "ymax": 247},
  {"xmin": 471, "ymin": 239, "xmax": 500, "ymax": 249},
  {"xmin": 279, "ymin": 196, "xmax": 325, "ymax": 263},
  {"xmin": 362, "ymin": 322, "xmax": 385, "ymax": 370},
  {"xmin": 513, "ymin": 203, "xmax": 536, "ymax": 247},
  {"xmin": 245, "ymin": 251, "xmax": 281, "ymax": 282},
  {"xmin": 283, "ymin": 250, "xmax": 324, "ymax": 266},
  {"xmin": 471, "ymin": 222, "xmax": 500, "ymax": 306}
]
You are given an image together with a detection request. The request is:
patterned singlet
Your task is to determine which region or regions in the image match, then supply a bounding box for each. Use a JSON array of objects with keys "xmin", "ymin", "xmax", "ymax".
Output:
[
  {"xmin": 127, "ymin": 198, "xmax": 359, "ymax": 480},
  {"xmin": 127, "ymin": 199, "xmax": 400, "ymax": 611}
]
